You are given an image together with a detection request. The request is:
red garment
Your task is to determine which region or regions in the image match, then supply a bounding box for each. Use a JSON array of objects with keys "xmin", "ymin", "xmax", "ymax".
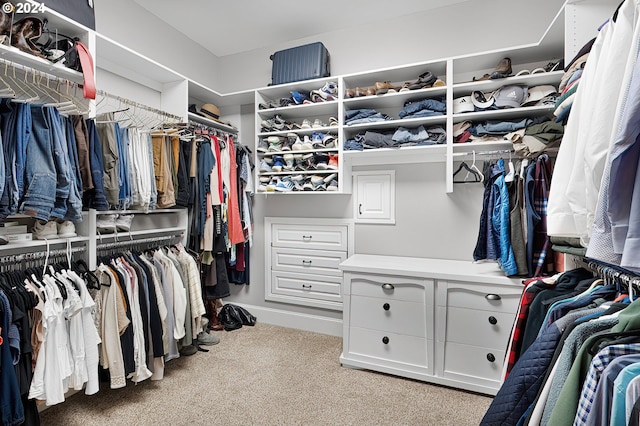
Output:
[
  {"xmin": 226, "ymin": 136, "xmax": 244, "ymax": 245},
  {"xmin": 504, "ymin": 279, "xmax": 555, "ymax": 378}
]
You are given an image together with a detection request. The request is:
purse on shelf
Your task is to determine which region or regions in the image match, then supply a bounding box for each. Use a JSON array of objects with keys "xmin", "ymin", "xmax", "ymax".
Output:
[{"xmin": 36, "ymin": 19, "xmax": 82, "ymax": 70}]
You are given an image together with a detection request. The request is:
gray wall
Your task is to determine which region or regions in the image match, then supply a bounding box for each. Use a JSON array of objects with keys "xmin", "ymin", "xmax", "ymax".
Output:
[{"xmin": 217, "ymin": 0, "xmax": 566, "ymax": 92}]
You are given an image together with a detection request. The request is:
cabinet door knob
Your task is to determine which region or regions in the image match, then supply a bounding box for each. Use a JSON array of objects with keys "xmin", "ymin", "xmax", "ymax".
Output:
[
  {"xmin": 302, "ymin": 235, "xmax": 313, "ymax": 241},
  {"xmin": 358, "ymin": 204, "xmax": 363, "ymax": 215},
  {"xmin": 381, "ymin": 283, "xmax": 395, "ymax": 291},
  {"xmin": 383, "ymin": 303, "xmax": 390, "ymax": 311},
  {"xmin": 382, "ymin": 336, "xmax": 389, "ymax": 344},
  {"xmin": 302, "ymin": 284, "xmax": 312, "ymax": 289},
  {"xmin": 486, "ymin": 353, "xmax": 496, "ymax": 363},
  {"xmin": 302, "ymin": 260, "xmax": 312, "ymax": 265},
  {"xmin": 488, "ymin": 316, "xmax": 498, "ymax": 325},
  {"xmin": 485, "ymin": 294, "xmax": 501, "ymax": 301}
]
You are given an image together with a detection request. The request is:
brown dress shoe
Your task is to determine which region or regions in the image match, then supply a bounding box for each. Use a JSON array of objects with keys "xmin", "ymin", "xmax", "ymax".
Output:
[{"xmin": 374, "ymin": 81, "xmax": 402, "ymax": 95}]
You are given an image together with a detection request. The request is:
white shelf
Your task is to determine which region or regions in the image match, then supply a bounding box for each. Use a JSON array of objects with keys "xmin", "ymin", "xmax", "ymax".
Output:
[
  {"xmin": 256, "ymin": 76, "xmax": 337, "ymax": 100},
  {"xmin": 257, "ymin": 101, "xmax": 339, "ymax": 119},
  {"xmin": 258, "ymin": 126, "xmax": 339, "ymax": 137},
  {"xmin": 452, "ymin": 105, "xmax": 555, "ymax": 123},
  {"xmin": 343, "ymin": 86, "xmax": 447, "ymax": 110},
  {"xmin": 344, "ymin": 116, "xmax": 446, "ymax": 134},
  {"xmin": 96, "ymin": 227, "xmax": 185, "ymax": 241},
  {"xmin": 188, "ymin": 112, "xmax": 238, "ymax": 133},
  {"xmin": 0, "ymin": 236, "xmax": 90, "ymax": 251},
  {"xmin": 453, "ymin": 140, "xmax": 514, "ymax": 154},
  {"xmin": 342, "ymin": 61, "xmax": 448, "ymax": 89},
  {"xmin": 259, "ymin": 170, "xmax": 338, "ymax": 176},
  {"xmin": 0, "ymin": 44, "xmax": 84, "ymax": 83},
  {"xmin": 95, "ymin": 208, "xmax": 187, "ymax": 215},
  {"xmin": 258, "ymin": 148, "xmax": 339, "ymax": 157},
  {"xmin": 452, "ymin": 70, "xmax": 564, "ymax": 94},
  {"xmin": 343, "ymin": 144, "xmax": 447, "ymax": 166}
]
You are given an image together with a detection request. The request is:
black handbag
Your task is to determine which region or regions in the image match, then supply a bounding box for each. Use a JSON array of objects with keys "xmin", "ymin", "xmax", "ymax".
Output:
[
  {"xmin": 217, "ymin": 304, "xmax": 257, "ymax": 331},
  {"xmin": 36, "ymin": 20, "xmax": 82, "ymax": 71}
]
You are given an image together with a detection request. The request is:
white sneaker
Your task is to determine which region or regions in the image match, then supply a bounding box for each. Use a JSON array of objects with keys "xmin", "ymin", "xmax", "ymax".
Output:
[
  {"xmin": 116, "ymin": 214, "xmax": 134, "ymax": 232},
  {"xmin": 96, "ymin": 214, "xmax": 117, "ymax": 233},
  {"xmin": 56, "ymin": 221, "xmax": 77, "ymax": 238},
  {"xmin": 32, "ymin": 220, "xmax": 58, "ymax": 240}
]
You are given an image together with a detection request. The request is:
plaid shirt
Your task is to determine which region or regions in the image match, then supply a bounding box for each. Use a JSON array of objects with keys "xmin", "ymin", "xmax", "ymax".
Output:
[
  {"xmin": 574, "ymin": 343, "xmax": 640, "ymax": 425},
  {"xmin": 504, "ymin": 279, "xmax": 555, "ymax": 378}
]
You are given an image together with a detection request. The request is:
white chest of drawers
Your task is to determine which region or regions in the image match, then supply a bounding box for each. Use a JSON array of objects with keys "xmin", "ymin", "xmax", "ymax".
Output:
[
  {"xmin": 265, "ymin": 217, "xmax": 354, "ymax": 310},
  {"xmin": 340, "ymin": 254, "xmax": 522, "ymax": 395}
]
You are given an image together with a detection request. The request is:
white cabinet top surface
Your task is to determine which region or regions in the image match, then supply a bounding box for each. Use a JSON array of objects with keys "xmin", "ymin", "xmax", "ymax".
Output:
[{"xmin": 340, "ymin": 254, "xmax": 522, "ymax": 286}]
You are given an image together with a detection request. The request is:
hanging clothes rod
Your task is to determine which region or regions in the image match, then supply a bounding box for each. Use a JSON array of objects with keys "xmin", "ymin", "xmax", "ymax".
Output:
[
  {"xmin": 452, "ymin": 149, "xmax": 514, "ymax": 158},
  {"xmin": 0, "ymin": 246, "xmax": 86, "ymax": 265},
  {"xmin": 187, "ymin": 118, "xmax": 238, "ymax": 135},
  {"xmin": 584, "ymin": 257, "xmax": 640, "ymax": 293},
  {"xmin": 96, "ymin": 233, "xmax": 183, "ymax": 251},
  {"xmin": 96, "ymin": 90, "xmax": 182, "ymax": 122}
]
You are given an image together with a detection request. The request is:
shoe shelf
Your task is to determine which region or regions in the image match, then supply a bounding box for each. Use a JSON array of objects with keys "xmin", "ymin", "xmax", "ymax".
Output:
[
  {"xmin": 257, "ymin": 101, "xmax": 339, "ymax": 120},
  {"xmin": 342, "ymin": 61, "xmax": 447, "ymax": 94},
  {"xmin": 342, "ymin": 86, "xmax": 447, "ymax": 110},
  {"xmin": 256, "ymin": 76, "xmax": 338, "ymax": 101},
  {"xmin": 0, "ymin": 236, "xmax": 90, "ymax": 253},
  {"xmin": 258, "ymin": 126, "xmax": 339, "ymax": 137},
  {"xmin": 260, "ymin": 169, "xmax": 338, "ymax": 176},
  {"xmin": 258, "ymin": 147, "xmax": 339, "ymax": 156},
  {"xmin": 451, "ymin": 70, "xmax": 564, "ymax": 95},
  {"xmin": 452, "ymin": 105, "xmax": 556, "ymax": 124}
]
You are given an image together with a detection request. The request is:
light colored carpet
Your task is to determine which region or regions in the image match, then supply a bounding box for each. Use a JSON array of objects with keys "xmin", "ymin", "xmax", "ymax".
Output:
[{"xmin": 39, "ymin": 323, "xmax": 492, "ymax": 425}]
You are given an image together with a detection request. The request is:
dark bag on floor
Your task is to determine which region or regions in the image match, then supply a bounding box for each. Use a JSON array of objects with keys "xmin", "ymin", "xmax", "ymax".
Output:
[{"xmin": 218, "ymin": 304, "xmax": 256, "ymax": 331}]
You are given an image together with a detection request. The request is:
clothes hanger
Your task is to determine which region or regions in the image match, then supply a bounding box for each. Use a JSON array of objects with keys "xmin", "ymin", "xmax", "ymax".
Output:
[
  {"xmin": 504, "ymin": 151, "xmax": 515, "ymax": 183},
  {"xmin": 469, "ymin": 151, "xmax": 484, "ymax": 183},
  {"xmin": 453, "ymin": 161, "xmax": 482, "ymax": 183}
]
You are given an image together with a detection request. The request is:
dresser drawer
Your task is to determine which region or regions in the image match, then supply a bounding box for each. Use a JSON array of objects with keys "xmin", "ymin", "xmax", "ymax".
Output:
[
  {"xmin": 350, "ymin": 275, "xmax": 430, "ymax": 302},
  {"xmin": 438, "ymin": 281, "xmax": 522, "ymax": 314},
  {"xmin": 442, "ymin": 341, "xmax": 505, "ymax": 385},
  {"xmin": 443, "ymin": 307, "xmax": 514, "ymax": 349},
  {"xmin": 271, "ymin": 271, "xmax": 342, "ymax": 303},
  {"xmin": 350, "ymin": 295, "xmax": 427, "ymax": 338},
  {"xmin": 272, "ymin": 247, "xmax": 346, "ymax": 277},
  {"xmin": 348, "ymin": 326, "xmax": 430, "ymax": 368},
  {"xmin": 272, "ymin": 223, "xmax": 348, "ymax": 251}
]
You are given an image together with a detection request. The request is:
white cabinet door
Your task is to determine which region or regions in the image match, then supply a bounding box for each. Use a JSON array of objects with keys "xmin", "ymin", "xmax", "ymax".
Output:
[{"xmin": 353, "ymin": 171, "xmax": 395, "ymax": 224}]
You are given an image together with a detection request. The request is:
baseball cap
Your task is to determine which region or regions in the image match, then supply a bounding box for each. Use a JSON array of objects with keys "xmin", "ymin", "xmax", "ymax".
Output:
[
  {"xmin": 493, "ymin": 85, "xmax": 528, "ymax": 108},
  {"xmin": 453, "ymin": 96, "xmax": 474, "ymax": 114},
  {"xmin": 522, "ymin": 85, "xmax": 558, "ymax": 107}
]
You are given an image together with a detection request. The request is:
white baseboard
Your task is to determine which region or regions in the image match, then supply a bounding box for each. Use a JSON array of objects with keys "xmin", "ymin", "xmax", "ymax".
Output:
[{"xmin": 231, "ymin": 303, "xmax": 343, "ymax": 337}]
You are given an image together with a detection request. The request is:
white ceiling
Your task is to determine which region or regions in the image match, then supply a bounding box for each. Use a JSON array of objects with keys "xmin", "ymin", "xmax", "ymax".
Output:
[{"xmin": 131, "ymin": 0, "xmax": 472, "ymax": 57}]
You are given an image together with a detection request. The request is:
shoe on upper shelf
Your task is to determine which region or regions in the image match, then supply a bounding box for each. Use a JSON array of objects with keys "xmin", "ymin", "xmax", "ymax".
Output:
[
  {"xmin": 32, "ymin": 220, "xmax": 58, "ymax": 240},
  {"xmin": 275, "ymin": 179, "xmax": 295, "ymax": 192},
  {"xmin": 259, "ymin": 159, "xmax": 273, "ymax": 173},
  {"xmin": 374, "ymin": 81, "xmax": 402, "ymax": 95},
  {"xmin": 327, "ymin": 154, "xmax": 339, "ymax": 170},
  {"xmin": 96, "ymin": 214, "xmax": 118, "ymax": 234},
  {"xmin": 272, "ymin": 156, "xmax": 285, "ymax": 172},
  {"xmin": 116, "ymin": 214, "xmax": 134, "ymax": 232},
  {"xmin": 257, "ymin": 139, "xmax": 269, "ymax": 153},
  {"xmin": 301, "ymin": 135, "xmax": 313, "ymax": 151},
  {"xmin": 56, "ymin": 220, "xmax": 77, "ymax": 238}
]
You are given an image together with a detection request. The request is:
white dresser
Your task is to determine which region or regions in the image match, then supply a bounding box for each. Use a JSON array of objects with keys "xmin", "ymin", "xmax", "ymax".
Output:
[
  {"xmin": 265, "ymin": 217, "xmax": 354, "ymax": 310},
  {"xmin": 340, "ymin": 254, "xmax": 522, "ymax": 395}
]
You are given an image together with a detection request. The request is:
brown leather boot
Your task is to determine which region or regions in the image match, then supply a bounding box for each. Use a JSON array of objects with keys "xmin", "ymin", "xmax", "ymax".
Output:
[{"xmin": 0, "ymin": 1, "xmax": 13, "ymax": 36}]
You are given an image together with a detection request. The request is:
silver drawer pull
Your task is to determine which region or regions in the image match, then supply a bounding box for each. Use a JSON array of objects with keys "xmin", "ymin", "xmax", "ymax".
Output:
[
  {"xmin": 381, "ymin": 283, "xmax": 395, "ymax": 291},
  {"xmin": 302, "ymin": 284, "xmax": 312, "ymax": 289},
  {"xmin": 485, "ymin": 294, "xmax": 501, "ymax": 301},
  {"xmin": 302, "ymin": 260, "xmax": 312, "ymax": 265},
  {"xmin": 302, "ymin": 235, "xmax": 313, "ymax": 241}
]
